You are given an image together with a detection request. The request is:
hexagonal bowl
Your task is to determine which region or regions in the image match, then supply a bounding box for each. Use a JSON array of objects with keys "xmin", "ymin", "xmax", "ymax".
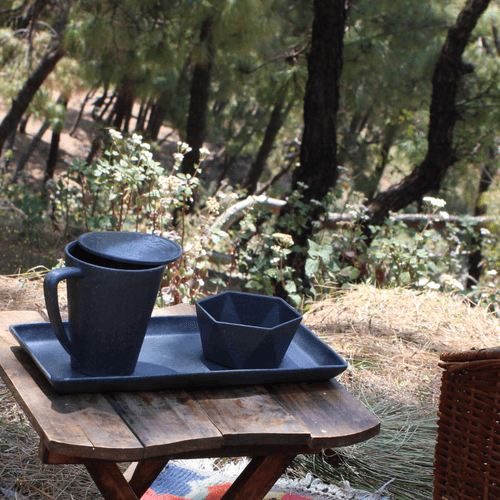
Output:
[{"xmin": 195, "ymin": 291, "xmax": 302, "ymax": 369}]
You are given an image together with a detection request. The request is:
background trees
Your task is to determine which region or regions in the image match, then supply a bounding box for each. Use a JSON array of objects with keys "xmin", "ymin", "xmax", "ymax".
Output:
[{"xmin": 1, "ymin": 0, "xmax": 500, "ymax": 304}]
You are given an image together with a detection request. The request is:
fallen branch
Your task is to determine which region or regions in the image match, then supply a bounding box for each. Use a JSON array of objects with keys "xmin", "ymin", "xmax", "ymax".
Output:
[{"xmin": 210, "ymin": 195, "xmax": 498, "ymax": 233}]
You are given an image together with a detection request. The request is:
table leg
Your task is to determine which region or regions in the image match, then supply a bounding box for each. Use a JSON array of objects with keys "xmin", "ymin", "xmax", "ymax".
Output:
[
  {"xmin": 86, "ymin": 462, "xmax": 140, "ymax": 500},
  {"xmin": 220, "ymin": 454, "xmax": 296, "ymax": 500},
  {"xmin": 124, "ymin": 459, "xmax": 169, "ymax": 498}
]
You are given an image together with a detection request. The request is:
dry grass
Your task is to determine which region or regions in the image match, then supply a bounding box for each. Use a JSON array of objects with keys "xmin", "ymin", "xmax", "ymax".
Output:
[
  {"xmin": 0, "ymin": 271, "xmax": 66, "ymax": 314},
  {"xmin": 297, "ymin": 285, "xmax": 500, "ymax": 499},
  {"xmin": 304, "ymin": 285, "xmax": 500, "ymax": 405},
  {"xmin": 1, "ymin": 279, "xmax": 500, "ymax": 498},
  {"xmin": 0, "ymin": 383, "xmax": 99, "ymax": 499}
]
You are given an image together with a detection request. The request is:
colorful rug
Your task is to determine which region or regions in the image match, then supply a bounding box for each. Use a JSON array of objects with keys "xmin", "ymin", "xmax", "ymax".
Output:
[{"xmin": 142, "ymin": 460, "xmax": 392, "ymax": 500}]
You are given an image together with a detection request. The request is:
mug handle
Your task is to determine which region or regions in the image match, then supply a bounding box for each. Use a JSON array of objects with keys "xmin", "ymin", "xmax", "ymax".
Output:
[{"xmin": 44, "ymin": 267, "xmax": 84, "ymax": 357}]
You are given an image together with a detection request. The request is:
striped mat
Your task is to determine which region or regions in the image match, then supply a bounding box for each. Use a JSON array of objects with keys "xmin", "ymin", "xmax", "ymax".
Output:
[{"xmin": 141, "ymin": 460, "xmax": 391, "ymax": 500}]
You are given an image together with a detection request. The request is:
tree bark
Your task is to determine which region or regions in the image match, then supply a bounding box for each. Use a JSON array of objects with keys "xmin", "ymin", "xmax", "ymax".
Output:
[
  {"xmin": 467, "ymin": 152, "xmax": 497, "ymax": 288},
  {"xmin": 111, "ymin": 76, "xmax": 135, "ymax": 132},
  {"xmin": 276, "ymin": 0, "xmax": 346, "ymax": 294},
  {"xmin": 181, "ymin": 17, "xmax": 214, "ymax": 176},
  {"xmin": 244, "ymin": 99, "xmax": 285, "ymax": 195},
  {"xmin": 44, "ymin": 98, "xmax": 68, "ymax": 184},
  {"xmin": 364, "ymin": 0, "xmax": 491, "ymax": 230},
  {"xmin": 146, "ymin": 100, "xmax": 166, "ymax": 141},
  {"xmin": 12, "ymin": 119, "xmax": 50, "ymax": 183}
]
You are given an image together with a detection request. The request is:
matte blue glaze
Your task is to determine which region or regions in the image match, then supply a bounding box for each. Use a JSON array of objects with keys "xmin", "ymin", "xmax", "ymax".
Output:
[
  {"xmin": 9, "ymin": 316, "xmax": 347, "ymax": 393},
  {"xmin": 44, "ymin": 241, "xmax": 166, "ymax": 377},
  {"xmin": 78, "ymin": 231, "xmax": 182, "ymax": 266},
  {"xmin": 196, "ymin": 291, "xmax": 303, "ymax": 369}
]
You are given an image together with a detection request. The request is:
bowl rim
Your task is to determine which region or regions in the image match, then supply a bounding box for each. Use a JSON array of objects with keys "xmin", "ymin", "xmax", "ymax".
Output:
[{"xmin": 195, "ymin": 291, "xmax": 302, "ymax": 330}]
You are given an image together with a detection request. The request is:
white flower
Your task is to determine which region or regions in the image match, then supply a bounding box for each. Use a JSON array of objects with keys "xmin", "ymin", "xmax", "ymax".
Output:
[
  {"xmin": 141, "ymin": 143, "xmax": 151, "ymax": 150},
  {"xmin": 480, "ymin": 228, "xmax": 491, "ymax": 235},
  {"xmin": 131, "ymin": 133, "xmax": 143, "ymax": 145},
  {"xmin": 422, "ymin": 196, "xmax": 446, "ymax": 208},
  {"xmin": 486, "ymin": 270, "xmax": 497, "ymax": 276},
  {"xmin": 108, "ymin": 129, "xmax": 123, "ymax": 140},
  {"xmin": 439, "ymin": 211, "xmax": 450, "ymax": 219}
]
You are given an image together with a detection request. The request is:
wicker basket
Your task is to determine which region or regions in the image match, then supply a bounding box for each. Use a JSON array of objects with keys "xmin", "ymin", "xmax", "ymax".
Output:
[{"xmin": 433, "ymin": 347, "xmax": 500, "ymax": 500}]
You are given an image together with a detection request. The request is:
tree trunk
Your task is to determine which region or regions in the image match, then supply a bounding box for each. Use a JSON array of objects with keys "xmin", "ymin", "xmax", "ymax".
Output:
[
  {"xmin": 365, "ymin": 123, "xmax": 398, "ymax": 203},
  {"xmin": 136, "ymin": 98, "xmax": 152, "ymax": 133},
  {"xmin": 0, "ymin": 47, "xmax": 64, "ymax": 156},
  {"xmin": 146, "ymin": 99, "xmax": 166, "ymax": 141},
  {"xmin": 244, "ymin": 98, "xmax": 286, "ymax": 196},
  {"xmin": 467, "ymin": 153, "xmax": 497, "ymax": 288},
  {"xmin": 12, "ymin": 119, "xmax": 50, "ymax": 183},
  {"xmin": 44, "ymin": 99, "xmax": 68, "ymax": 184},
  {"xmin": 364, "ymin": 0, "xmax": 491, "ymax": 231},
  {"xmin": 181, "ymin": 17, "xmax": 214, "ymax": 176},
  {"xmin": 111, "ymin": 76, "xmax": 135, "ymax": 132},
  {"xmin": 0, "ymin": 1, "xmax": 72, "ymax": 155},
  {"xmin": 0, "ymin": 131, "xmax": 16, "ymax": 174},
  {"xmin": 276, "ymin": 0, "xmax": 346, "ymax": 295}
]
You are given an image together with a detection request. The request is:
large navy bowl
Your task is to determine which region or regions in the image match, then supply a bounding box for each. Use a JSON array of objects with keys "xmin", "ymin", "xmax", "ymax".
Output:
[{"xmin": 195, "ymin": 291, "xmax": 302, "ymax": 369}]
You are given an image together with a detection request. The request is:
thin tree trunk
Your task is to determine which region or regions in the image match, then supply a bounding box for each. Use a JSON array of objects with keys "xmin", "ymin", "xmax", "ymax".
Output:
[
  {"xmin": 181, "ymin": 17, "xmax": 214, "ymax": 176},
  {"xmin": 136, "ymin": 98, "xmax": 152, "ymax": 133},
  {"xmin": 70, "ymin": 87, "xmax": 96, "ymax": 136},
  {"xmin": 0, "ymin": 131, "xmax": 16, "ymax": 174},
  {"xmin": 12, "ymin": 119, "xmax": 50, "ymax": 182},
  {"xmin": 0, "ymin": 1, "xmax": 72, "ymax": 155},
  {"xmin": 111, "ymin": 76, "xmax": 135, "ymax": 132},
  {"xmin": 364, "ymin": 0, "xmax": 491, "ymax": 231},
  {"xmin": 244, "ymin": 98, "xmax": 286, "ymax": 196},
  {"xmin": 0, "ymin": 47, "xmax": 64, "ymax": 156},
  {"xmin": 365, "ymin": 123, "xmax": 398, "ymax": 203},
  {"xmin": 44, "ymin": 99, "xmax": 68, "ymax": 184},
  {"xmin": 467, "ymin": 153, "xmax": 497, "ymax": 288},
  {"xmin": 146, "ymin": 100, "xmax": 166, "ymax": 141}
]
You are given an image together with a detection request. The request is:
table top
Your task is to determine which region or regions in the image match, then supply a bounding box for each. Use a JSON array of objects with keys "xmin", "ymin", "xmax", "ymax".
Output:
[{"xmin": 0, "ymin": 306, "xmax": 380, "ymax": 463}]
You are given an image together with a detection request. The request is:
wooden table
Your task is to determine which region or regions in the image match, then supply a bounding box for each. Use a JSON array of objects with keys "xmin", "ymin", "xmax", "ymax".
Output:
[{"xmin": 0, "ymin": 306, "xmax": 380, "ymax": 500}]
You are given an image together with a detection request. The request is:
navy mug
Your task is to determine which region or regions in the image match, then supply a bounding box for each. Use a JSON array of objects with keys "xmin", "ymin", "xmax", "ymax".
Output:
[{"xmin": 44, "ymin": 241, "xmax": 165, "ymax": 377}]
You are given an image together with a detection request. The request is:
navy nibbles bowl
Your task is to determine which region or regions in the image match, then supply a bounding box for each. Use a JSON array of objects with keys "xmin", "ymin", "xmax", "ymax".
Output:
[{"xmin": 196, "ymin": 291, "xmax": 302, "ymax": 369}]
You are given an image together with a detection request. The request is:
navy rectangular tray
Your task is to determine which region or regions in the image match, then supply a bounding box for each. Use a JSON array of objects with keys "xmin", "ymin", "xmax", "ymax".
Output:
[{"xmin": 9, "ymin": 315, "xmax": 347, "ymax": 394}]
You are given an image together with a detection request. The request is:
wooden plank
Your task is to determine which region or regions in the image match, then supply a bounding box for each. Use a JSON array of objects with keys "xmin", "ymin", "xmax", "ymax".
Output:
[
  {"xmin": 190, "ymin": 385, "xmax": 311, "ymax": 447},
  {"xmin": 0, "ymin": 311, "xmax": 145, "ymax": 461},
  {"xmin": 220, "ymin": 454, "xmax": 296, "ymax": 500},
  {"xmin": 268, "ymin": 379, "xmax": 380, "ymax": 448},
  {"xmin": 106, "ymin": 390, "xmax": 223, "ymax": 459}
]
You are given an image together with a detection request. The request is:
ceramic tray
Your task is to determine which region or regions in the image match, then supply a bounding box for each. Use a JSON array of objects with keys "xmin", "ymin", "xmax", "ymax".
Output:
[{"xmin": 9, "ymin": 315, "xmax": 347, "ymax": 394}]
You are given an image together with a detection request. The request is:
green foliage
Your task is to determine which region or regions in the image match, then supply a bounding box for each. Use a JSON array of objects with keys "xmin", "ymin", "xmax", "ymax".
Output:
[{"xmin": 56, "ymin": 130, "xmax": 164, "ymax": 231}]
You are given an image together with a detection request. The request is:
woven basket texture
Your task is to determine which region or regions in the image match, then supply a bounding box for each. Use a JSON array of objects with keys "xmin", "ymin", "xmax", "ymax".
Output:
[{"xmin": 433, "ymin": 347, "xmax": 500, "ymax": 500}]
